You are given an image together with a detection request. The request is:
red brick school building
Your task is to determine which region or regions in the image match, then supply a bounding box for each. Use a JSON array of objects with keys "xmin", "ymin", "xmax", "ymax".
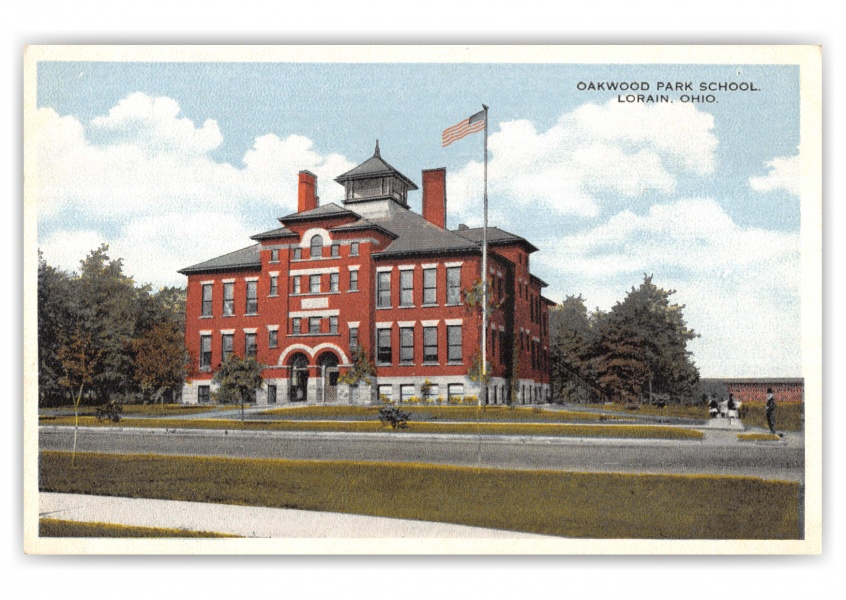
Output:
[{"xmin": 179, "ymin": 143, "xmax": 553, "ymax": 406}]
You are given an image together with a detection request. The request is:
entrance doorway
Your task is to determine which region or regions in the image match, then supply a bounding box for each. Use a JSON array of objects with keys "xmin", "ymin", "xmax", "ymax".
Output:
[
  {"xmin": 288, "ymin": 353, "xmax": 309, "ymax": 402},
  {"xmin": 317, "ymin": 352, "xmax": 340, "ymax": 404}
]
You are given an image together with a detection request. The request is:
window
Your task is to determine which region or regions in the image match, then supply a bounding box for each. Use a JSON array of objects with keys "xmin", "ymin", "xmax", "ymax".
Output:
[
  {"xmin": 292, "ymin": 317, "xmax": 301, "ymax": 335},
  {"xmin": 447, "ymin": 325, "xmax": 462, "ymax": 363},
  {"xmin": 310, "ymin": 235, "xmax": 323, "ymax": 259},
  {"xmin": 330, "ymin": 273, "xmax": 339, "ymax": 293},
  {"xmin": 269, "ymin": 275, "xmax": 278, "ymax": 297},
  {"xmin": 349, "ymin": 326, "xmax": 359, "ymax": 350},
  {"xmin": 198, "ymin": 385, "xmax": 210, "ymax": 404},
  {"xmin": 200, "ymin": 334, "xmax": 212, "ymax": 370},
  {"xmin": 377, "ymin": 328, "xmax": 392, "ymax": 364},
  {"xmin": 223, "ymin": 282, "xmax": 234, "ymax": 316},
  {"xmin": 350, "ymin": 242, "xmax": 359, "ymax": 256},
  {"xmin": 329, "ymin": 316, "xmax": 338, "ymax": 334},
  {"xmin": 222, "ymin": 333, "xmax": 233, "ymax": 361},
  {"xmin": 349, "ymin": 270, "xmax": 359, "ymax": 292},
  {"xmin": 400, "ymin": 327, "xmax": 414, "ymax": 365},
  {"xmin": 423, "ymin": 326, "xmax": 438, "ymax": 363},
  {"xmin": 310, "ymin": 274, "xmax": 321, "ymax": 293},
  {"xmin": 293, "ymin": 275, "xmax": 301, "ymax": 294},
  {"xmin": 447, "ymin": 266, "xmax": 461, "ymax": 305},
  {"xmin": 331, "ymin": 243, "xmax": 340, "ymax": 258},
  {"xmin": 293, "ymin": 247, "xmax": 302, "ymax": 260},
  {"xmin": 378, "ymin": 384, "xmax": 393, "ymax": 403},
  {"xmin": 245, "ymin": 333, "xmax": 257, "ymax": 357},
  {"xmin": 267, "ymin": 384, "xmax": 277, "ymax": 404},
  {"xmin": 377, "ymin": 271, "xmax": 391, "ymax": 308},
  {"xmin": 246, "ymin": 281, "xmax": 258, "ymax": 314},
  {"xmin": 270, "ymin": 249, "xmax": 279, "ymax": 262},
  {"xmin": 400, "ymin": 384, "xmax": 415, "ymax": 404},
  {"xmin": 201, "ymin": 284, "xmax": 213, "ymax": 317},
  {"xmin": 309, "ymin": 317, "xmax": 321, "ymax": 334},
  {"xmin": 268, "ymin": 329, "xmax": 278, "ymax": 349},
  {"xmin": 448, "ymin": 383, "xmax": 464, "ymax": 402},
  {"xmin": 423, "ymin": 268, "xmax": 437, "ymax": 305},
  {"xmin": 400, "ymin": 270, "xmax": 413, "ymax": 306}
]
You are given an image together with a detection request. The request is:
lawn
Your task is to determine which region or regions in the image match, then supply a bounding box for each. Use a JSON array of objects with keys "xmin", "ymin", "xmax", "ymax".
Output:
[
  {"xmin": 581, "ymin": 402, "xmax": 709, "ymax": 419},
  {"xmin": 260, "ymin": 405, "xmax": 628, "ymax": 422},
  {"xmin": 39, "ymin": 518, "xmax": 235, "ymax": 538},
  {"xmin": 39, "ymin": 451, "xmax": 800, "ymax": 539},
  {"xmin": 39, "ymin": 415, "xmax": 703, "ymax": 440},
  {"xmin": 738, "ymin": 402, "xmax": 804, "ymax": 432}
]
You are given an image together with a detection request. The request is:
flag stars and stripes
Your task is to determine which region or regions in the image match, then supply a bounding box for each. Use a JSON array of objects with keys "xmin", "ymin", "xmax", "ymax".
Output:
[{"xmin": 442, "ymin": 110, "xmax": 486, "ymax": 147}]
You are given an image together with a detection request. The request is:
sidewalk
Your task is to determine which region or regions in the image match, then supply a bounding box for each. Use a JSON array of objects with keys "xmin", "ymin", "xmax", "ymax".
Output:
[{"xmin": 40, "ymin": 493, "xmax": 552, "ymax": 539}]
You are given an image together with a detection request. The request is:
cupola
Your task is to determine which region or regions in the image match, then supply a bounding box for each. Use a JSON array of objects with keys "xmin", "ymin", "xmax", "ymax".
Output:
[{"xmin": 334, "ymin": 141, "xmax": 419, "ymax": 208}]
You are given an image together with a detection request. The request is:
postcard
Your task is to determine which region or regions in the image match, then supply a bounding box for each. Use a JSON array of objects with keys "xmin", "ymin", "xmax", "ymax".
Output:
[{"xmin": 23, "ymin": 45, "xmax": 822, "ymax": 555}]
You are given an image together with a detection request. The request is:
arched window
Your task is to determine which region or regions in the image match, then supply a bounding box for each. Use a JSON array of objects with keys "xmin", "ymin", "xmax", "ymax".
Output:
[{"xmin": 310, "ymin": 234, "xmax": 324, "ymax": 259}]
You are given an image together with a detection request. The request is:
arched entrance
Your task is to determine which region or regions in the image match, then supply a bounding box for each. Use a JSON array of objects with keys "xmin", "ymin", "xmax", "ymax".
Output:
[
  {"xmin": 317, "ymin": 352, "xmax": 340, "ymax": 404},
  {"xmin": 288, "ymin": 353, "xmax": 310, "ymax": 403}
]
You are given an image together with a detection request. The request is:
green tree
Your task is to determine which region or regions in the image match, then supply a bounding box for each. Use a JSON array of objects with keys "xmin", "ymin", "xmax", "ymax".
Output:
[
  {"xmin": 594, "ymin": 275, "xmax": 700, "ymax": 404},
  {"xmin": 339, "ymin": 345, "xmax": 376, "ymax": 386},
  {"xmin": 132, "ymin": 321, "xmax": 192, "ymax": 404},
  {"xmin": 57, "ymin": 326, "xmax": 102, "ymax": 466},
  {"xmin": 37, "ymin": 251, "xmax": 75, "ymax": 406},
  {"xmin": 75, "ymin": 244, "xmax": 140, "ymax": 402},
  {"xmin": 549, "ymin": 295, "xmax": 599, "ymax": 403},
  {"xmin": 212, "ymin": 353, "xmax": 264, "ymax": 423}
]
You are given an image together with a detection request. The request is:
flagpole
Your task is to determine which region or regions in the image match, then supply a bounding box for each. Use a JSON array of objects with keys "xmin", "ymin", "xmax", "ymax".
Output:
[{"xmin": 481, "ymin": 104, "xmax": 489, "ymax": 410}]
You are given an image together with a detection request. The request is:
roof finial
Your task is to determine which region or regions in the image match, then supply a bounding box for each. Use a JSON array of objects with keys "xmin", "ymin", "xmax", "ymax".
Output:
[{"xmin": 374, "ymin": 139, "xmax": 380, "ymax": 158}]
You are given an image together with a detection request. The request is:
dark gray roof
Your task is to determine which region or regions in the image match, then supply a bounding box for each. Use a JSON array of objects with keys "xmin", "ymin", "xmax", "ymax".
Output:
[
  {"xmin": 279, "ymin": 202, "xmax": 358, "ymax": 223},
  {"xmin": 368, "ymin": 210, "xmax": 480, "ymax": 257},
  {"xmin": 329, "ymin": 219, "xmax": 398, "ymax": 240},
  {"xmin": 178, "ymin": 244, "xmax": 261, "ymax": 275},
  {"xmin": 453, "ymin": 226, "xmax": 539, "ymax": 253},
  {"xmin": 334, "ymin": 143, "xmax": 418, "ymax": 190},
  {"xmin": 250, "ymin": 226, "xmax": 297, "ymax": 241},
  {"xmin": 530, "ymin": 274, "xmax": 549, "ymax": 288}
]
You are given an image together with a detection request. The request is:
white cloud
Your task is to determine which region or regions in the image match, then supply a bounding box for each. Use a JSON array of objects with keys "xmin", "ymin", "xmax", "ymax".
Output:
[
  {"xmin": 32, "ymin": 93, "xmax": 358, "ymax": 288},
  {"xmin": 446, "ymin": 100, "xmax": 717, "ymax": 221},
  {"xmin": 537, "ymin": 198, "xmax": 800, "ymax": 377},
  {"xmin": 39, "ymin": 213, "xmax": 256, "ymax": 289},
  {"xmin": 749, "ymin": 152, "xmax": 800, "ymax": 196},
  {"xmin": 30, "ymin": 94, "xmax": 356, "ymax": 223}
]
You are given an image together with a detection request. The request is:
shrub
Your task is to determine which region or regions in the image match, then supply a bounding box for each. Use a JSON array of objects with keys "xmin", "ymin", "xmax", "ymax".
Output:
[
  {"xmin": 462, "ymin": 395, "xmax": 478, "ymax": 406},
  {"xmin": 96, "ymin": 400, "xmax": 123, "ymax": 423},
  {"xmin": 378, "ymin": 406, "xmax": 410, "ymax": 429},
  {"xmin": 379, "ymin": 394, "xmax": 393, "ymax": 405}
]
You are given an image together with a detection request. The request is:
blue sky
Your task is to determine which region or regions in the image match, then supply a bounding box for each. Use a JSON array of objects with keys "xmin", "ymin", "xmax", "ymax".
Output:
[{"xmin": 32, "ymin": 59, "xmax": 803, "ymax": 377}]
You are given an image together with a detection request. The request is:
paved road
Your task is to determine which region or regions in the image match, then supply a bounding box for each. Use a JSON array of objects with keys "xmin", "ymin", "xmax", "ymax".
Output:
[{"xmin": 39, "ymin": 426, "xmax": 804, "ymax": 482}]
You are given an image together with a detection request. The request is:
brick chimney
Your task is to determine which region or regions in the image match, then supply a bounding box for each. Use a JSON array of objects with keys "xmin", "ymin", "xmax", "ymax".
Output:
[
  {"xmin": 421, "ymin": 168, "xmax": 447, "ymax": 229},
  {"xmin": 298, "ymin": 170, "xmax": 318, "ymax": 213}
]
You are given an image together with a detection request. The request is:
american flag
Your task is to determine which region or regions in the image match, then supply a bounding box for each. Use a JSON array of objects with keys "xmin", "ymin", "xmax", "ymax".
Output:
[{"xmin": 442, "ymin": 110, "xmax": 486, "ymax": 147}]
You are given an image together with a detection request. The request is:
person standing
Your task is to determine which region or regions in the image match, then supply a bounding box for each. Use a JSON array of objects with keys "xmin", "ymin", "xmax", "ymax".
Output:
[
  {"xmin": 727, "ymin": 393, "xmax": 738, "ymax": 423},
  {"xmin": 709, "ymin": 395, "xmax": 719, "ymax": 419},
  {"xmin": 766, "ymin": 387, "xmax": 778, "ymax": 434}
]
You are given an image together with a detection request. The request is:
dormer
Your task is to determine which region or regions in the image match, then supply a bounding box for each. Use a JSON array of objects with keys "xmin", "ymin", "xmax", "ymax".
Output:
[{"xmin": 335, "ymin": 141, "xmax": 419, "ymax": 208}]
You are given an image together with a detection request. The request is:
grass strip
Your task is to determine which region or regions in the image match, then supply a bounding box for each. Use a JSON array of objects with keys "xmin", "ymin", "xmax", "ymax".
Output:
[
  {"xmin": 260, "ymin": 405, "xmax": 626, "ymax": 422},
  {"xmin": 40, "ymin": 416, "xmax": 703, "ymax": 440},
  {"xmin": 39, "ymin": 518, "xmax": 236, "ymax": 538},
  {"xmin": 40, "ymin": 404, "xmax": 223, "ymax": 418},
  {"xmin": 39, "ymin": 451, "xmax": 800, "ymax": 539},
  {"xmin": 738, "ymin": 433, "xmax": 783, "ymax": 442},
  {"xmin": 582, "ymin": 403, "xmax": 709, "ymax": 419}
]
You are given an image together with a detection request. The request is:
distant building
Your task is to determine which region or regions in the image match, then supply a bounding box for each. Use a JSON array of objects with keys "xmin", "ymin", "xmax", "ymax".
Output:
[
  {"xmin": 179, "ymin": 143, "xmax": 553, "ymax": 406},
  {"xmin": 701, "ymin": 378, "xmax": 804, "ymax": 403}
]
